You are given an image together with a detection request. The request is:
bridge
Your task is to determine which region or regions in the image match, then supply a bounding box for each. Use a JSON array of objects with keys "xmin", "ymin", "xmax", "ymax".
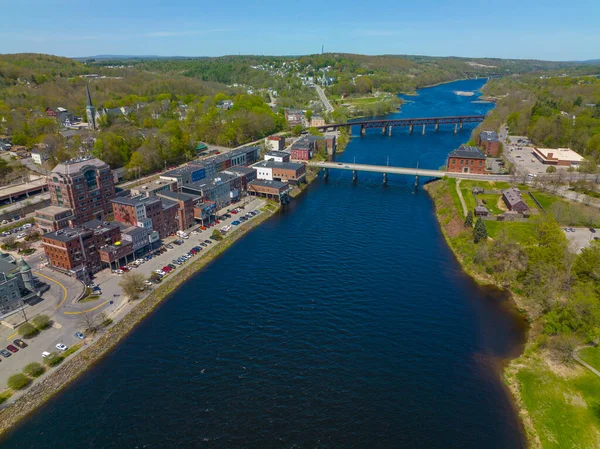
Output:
[
  {"xmin": 307, "ymin": 161, "xmax": 510, "ymax": 184},
  {"xmin": 315, "ymin": 115, "xmax": 486, "ymax": 135}
]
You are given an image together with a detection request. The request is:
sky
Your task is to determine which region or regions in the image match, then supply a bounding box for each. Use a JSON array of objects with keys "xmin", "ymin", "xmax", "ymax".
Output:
[{"xmin": 1, "ymin": 0, "xmax": 599, "ymax": 61}]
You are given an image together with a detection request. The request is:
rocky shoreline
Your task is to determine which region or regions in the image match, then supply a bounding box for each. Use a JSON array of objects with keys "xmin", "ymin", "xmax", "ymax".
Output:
[{"xmin": 0, "ymin": 205, "xmax": 278, "ymax": 439}]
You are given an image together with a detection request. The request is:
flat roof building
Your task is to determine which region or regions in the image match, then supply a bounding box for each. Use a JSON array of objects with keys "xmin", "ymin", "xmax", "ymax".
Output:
[{"xmin": 532, "ymin": 147, "xmax": 584, "ymax": 166}]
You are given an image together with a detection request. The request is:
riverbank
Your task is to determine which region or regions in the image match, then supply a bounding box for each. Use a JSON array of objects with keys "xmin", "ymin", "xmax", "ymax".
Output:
[
  {"xmin": 0, "ymin": 203, "xmax": 279, "ymax": 439},
  {"xmin": 425, "ymin": 178, "xmax": 600, "ymax": 449}
]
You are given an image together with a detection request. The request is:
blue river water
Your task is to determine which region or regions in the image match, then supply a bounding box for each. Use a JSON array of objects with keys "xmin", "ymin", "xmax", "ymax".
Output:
[{"xmin": 1, "ymin": 79, "xmax": 527, "ymax": 449}]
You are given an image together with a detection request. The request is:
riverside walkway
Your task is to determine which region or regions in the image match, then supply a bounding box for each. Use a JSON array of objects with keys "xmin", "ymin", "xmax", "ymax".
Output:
[{"xmin": 308, "ymin": 161, "xmax": 510, "ymax": 181}]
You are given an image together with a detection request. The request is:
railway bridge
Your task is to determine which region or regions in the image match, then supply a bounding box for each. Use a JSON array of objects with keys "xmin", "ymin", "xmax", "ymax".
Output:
[{"xmin": 314, "ymin": 115, "xmax": 486, "ymax": 136}]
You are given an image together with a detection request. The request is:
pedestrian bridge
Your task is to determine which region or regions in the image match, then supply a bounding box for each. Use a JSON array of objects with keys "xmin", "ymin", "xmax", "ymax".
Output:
[{"xmin": 308, "ymin": 161, "xmax": 509, "ymax": 182}]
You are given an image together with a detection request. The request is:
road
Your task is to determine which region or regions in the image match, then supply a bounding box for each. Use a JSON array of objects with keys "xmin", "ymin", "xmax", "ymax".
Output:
[
  {"xmin": 313, "ymin": 85, "xmax": 334, "ymax": 113},
  {"xmin": 307, "ymin": 161, "xmax": 513, "ymax": 181}
]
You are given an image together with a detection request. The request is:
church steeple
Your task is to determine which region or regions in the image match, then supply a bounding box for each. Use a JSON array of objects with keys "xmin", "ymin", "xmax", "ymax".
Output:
[{"xmin": 85, "ymin": 83, "xmax": 96, "ymax": 130}]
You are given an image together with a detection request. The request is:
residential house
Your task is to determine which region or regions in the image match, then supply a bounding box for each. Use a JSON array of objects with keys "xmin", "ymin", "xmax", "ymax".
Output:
[{"xmin": 502, "ymin": 187, "xmax": 529, "ymax": 213}]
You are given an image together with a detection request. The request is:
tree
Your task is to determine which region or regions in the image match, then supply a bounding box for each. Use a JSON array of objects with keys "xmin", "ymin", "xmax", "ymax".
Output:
[
  {"xmin": 43, "ymin": 352, "xmax": 64, "ymax": 367},
  {"xmin": 211, "ymin": 229, "xmax": 223, "ymax": 241},
  {"xmin": 2, "ymin": 234, "xmax": 17, "ymax": 249},
  {"xmin": 23, "ymin": 362, "xmax": 45, "ymax": 378},
  {"xmin": 119, "ymin": 272, "xmax": 146, "ymax": 301},
  {"xmin": 18, "ymin": 322, "xmax": 38, "ymax": 338},
  {"xmin": 473, "ymin": 217, "xmax": 488, "ymax": 243},
  {"xmin": 32, "ymin": 314, "xmax": 50, "ymax": 330},
  {"xmin": 464, "ymin": 211, "xmax": 474, "ymax": 228},
  {"xmin": 7, "ymin": 373, "xmax": 31, "ymax": 390},
  {"xmin": 78, "ymin": 312, "xmax": 100, "ymax": 333},
  {"xmin": 292, "ymin": 124, "xmax": 303, "ymax": 136},
  {"xmin": 546, "ymin": 165, "xmax": 557, "ymax": 173},
  {"xmin": 305, "ymin": 109, "xmax": 313, "ymax": 122},
  {"xmin": 149, "ymin": 272, "xmax": 162, "ymax": 283}
]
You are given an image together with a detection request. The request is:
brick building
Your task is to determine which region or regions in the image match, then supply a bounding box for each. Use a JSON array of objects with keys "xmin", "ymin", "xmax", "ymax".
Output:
[
  {"xmin": 446, "ymin": 146, "xmax": 486, "ymax": 174},
  {"xmin": 253, "ymin": 160, "xmax": 306, "ymax": 184},
  {"xmin": 111, "ymin": 195, "xmax": 178, "ymax": 239},
  {"xmin": 478, "ymin": 131, "xmax": 500, "ymax": 156},
  {"xmin": 248, "ymin": 179, "xmax": 290, "ymax": 203},
  {"xmin": 156, "ymin": 191, "xmax": 199, "ymax": 231},
  {"xmin": 35, "ymin": 157, "xmax": 115, "ymax": 230}
]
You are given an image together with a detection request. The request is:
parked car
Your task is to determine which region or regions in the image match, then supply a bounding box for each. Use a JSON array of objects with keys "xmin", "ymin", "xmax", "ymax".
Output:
[
  {"xmin": 0, "ymin": 349, "xmax": 12, "ymax": 358},
  {"xmin": 204, "ymin": 240, "xmax": 212, "ymax": 244},
  {"xmin": 168, "ymin": 264, "xmax": 176, "ymax": 270},
  {"xmin": 75, "ymin": 332, "xmax": 85, "ymax": 339},
  {"xmin": 166, "ymin": 244, "xmax": 174, "ymax": 249},
  {"xmin": 590, "ymin": 228, "xmax": 597, "ymax": 233},
  {"xmin": 6, "ymin": 345, "xmax": 18, "ymax": 353},
  {"xmin": 41, "ymin": 351, "xmax": 51, "ymax": 358},
  {"xmin": 55, "ymin": 343, "xmax": 68, "ymax": 351},
  {"xmin": 13, "ymin": 339, "xmax": 27, "ymax": 348},
  {"xmin": 16, "ymin": 233, "xmax": 26, "ymax": 239}
]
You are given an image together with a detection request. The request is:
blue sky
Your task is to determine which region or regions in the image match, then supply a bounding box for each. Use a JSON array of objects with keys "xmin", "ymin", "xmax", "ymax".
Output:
[{"xmin": 1, "ymin": 0, "xmax": 599, "ymax": 60}]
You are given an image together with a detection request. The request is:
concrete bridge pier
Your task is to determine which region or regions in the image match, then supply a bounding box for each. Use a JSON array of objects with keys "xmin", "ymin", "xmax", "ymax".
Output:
[
  {"xmin": 414, "ymin": 174, "xmax": 419, "ymax": 190},
  {"xmin": 323, "ymin": 167, "xmax": 329, "ymax": 179},
  {"xmin": 352, "ymin": 170, "xmax": 358, "ymax": 182},
  {"xmin": 435, "ymin": 122, "xmax": 439, "ymax": 132},
  {"xmin": 382, "ymin": 125, "xmax": 387, "ymax": 135},
  {"xmin": 361, "ymin": 125, "xmax": 366, "ymax": 136},
  {"xmin": 383, "ymin": 172, "xmax": 387, "ymax": 185},
  {"xmin": 460, "ymin": 121, "xmax": 463, "ymax": 131},
  {"xmin": 409, "ymin": 124, "xmax": 413, "ymax": 134},
  {"xmin": 422, "ymin": 124, "xmax": 426, "ymax": 135},
  {"xmin": 454, "ymin": 123, "xmax": 458, "ymax": 134},
  {"xmin": 388, "ymin": 126, "xmax": 392, "ymax": 136}
]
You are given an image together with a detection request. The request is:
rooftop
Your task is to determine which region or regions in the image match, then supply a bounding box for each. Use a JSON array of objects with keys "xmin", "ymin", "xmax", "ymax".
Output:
[
  {"xmin": 110, "ymin": 195, "xmax": 161, "ymax": 207},
  {"xmin": 249, "ymin": 179, "xmax": 288, "ymax": 190},
  {"xmin": 83, "ymin": 219, "xmax": 120, "ymax": 233},
  {"xmin": 160, "ymin": 197, "xmax": 178, "ymax": 210},
  {"xmin": 35, "ymin": 205, "xmax": 73, "ymax": 216},
  {"xmin": 43, "ymin": 227, "xmax": 91, "ymax": 243},
  {"xmin": 448, "ymin": 145, "xmax": 486, "ymax": 160},
  {"xmin": 266, "ymin": 151, "xmax": 289, "ymax": 157},
  {"xmin": 156, "ymin": 190, "xmax": 200, "ymax": 202},
  {"xmin": 479, "ymin": 131, "xmax": 498, "ymax": 142},
  {"xmin": 502, "ymin": 187, "xmax": 527, "ymax": 206},
  {"xmin": 51, "ymin": 156, "xmax": 109, "ymax": 176},
  {"xmin": 223, "ymin": 166, "xmax": 255, "ymax": 175},
  {"xmin": 161, "ymin": 164, "xmax": 206, "ymax": 177},
  {"xmin": 253, "ymin": 160, "xmax": 304, "ymax": 170},
  {"xmin": 534, "ymin": 147, "xmax": 584, "ymax": 162}
]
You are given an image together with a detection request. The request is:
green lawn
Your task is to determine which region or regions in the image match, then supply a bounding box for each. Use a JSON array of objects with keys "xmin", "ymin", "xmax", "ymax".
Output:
[
  {"xmin": 478, "ymin": 194, "xmax": 504, "ymax": 215},
  {"xmin": 486, "ymin": 220, "xmax": 538, "ymax": 244},
  {"xmin": 460, "ymin": 187, "xmax": 477, "ymax": 211},
  {"xmin": 530, "ymin": 191, "xmax": 561, "ymax": 211},
  {"xmin": 579, "ymin": 346, "xmax": 600, "ymax": 372},
  {"xmin": 517, "ymin": 357, "xmax": 600, "ymax": 449}
]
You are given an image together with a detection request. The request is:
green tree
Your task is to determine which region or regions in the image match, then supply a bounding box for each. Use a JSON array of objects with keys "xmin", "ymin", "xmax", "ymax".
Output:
[
  {"xmin": 211, "ymin": 229, "xmax": 224, "ymax": 241},
  {"xmin": 464, "ymin": 211, "xmax": 474, "ymax": 228},
  {"xmin": 119, "ymin": 272, "xmax": 146, "ymax": 301},
  {"xmin": 32, "ymin": 314, "xmax": 50, "ymax": 330},
  {"xmin": 43, "ymin": 352, "xmax": 64, "ymax": 367},
  {"xmin": 7, "ymin": 373, "xmax": 31, "ymax": 390},
  {"xmin": 546, "ymin": 165, "xmax": 557, "ymax": 173},
  {"xmin": 18, "ymin": 322, "xmax": 38, "ymax": 338},
  {"xmin": 473, "ymin": 217, "xmax": 488, "ymax": 243},
  {"xmin": 305, "ymin": 109, "xmax": 313, "ymax": 122},
  {"xmin": 292, "ymin": 124, "xmax": 303, "ymax": 136},
  {"xmin": 23, "ymin": 362, "xmax": 45, "ymax": 378}
]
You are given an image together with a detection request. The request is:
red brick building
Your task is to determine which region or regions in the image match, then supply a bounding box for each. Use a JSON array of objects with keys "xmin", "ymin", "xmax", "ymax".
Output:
[
  {"xmin": 111, "ymin": 195, "xmax": 178, "ymax": 239},
  {"xmin": 478, "ymin": 131, "xmax": 500, "ymax": 156},
  {"xmin": 35, "ymin": 157, "xmax": 116, "ymax": 230},
  {"xmin": 446, "ymin": 145, "xmax": 486, "ymax": 174},
  {"xmin": 156, "ymin": 191, "xmax": 199, "ymax": 231}
]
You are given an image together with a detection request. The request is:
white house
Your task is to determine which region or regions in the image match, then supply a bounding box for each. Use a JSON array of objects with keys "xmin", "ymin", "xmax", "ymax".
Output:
[{"xmin": 31, "ymin": 149, "xmax": 49, "ymax": 165}]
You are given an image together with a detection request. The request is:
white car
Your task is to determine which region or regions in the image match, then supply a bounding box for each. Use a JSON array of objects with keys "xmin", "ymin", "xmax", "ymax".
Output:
[
  {"xmin": 191, "ymin": 230, "xmax": 199, "ymax": 235},
  {"xmin": 22, "ymin": 223, "xmax": 33, "ymax": 229},
  {"xmin": 41, "ymin": 351, "xmax": 51, "ymax": 358},
  {"xmin": 55, "ymin": 343, "xmax": 68, "ymax": 351},
  {"xmin": 17, "ymin": 233, "xmax": 26, "ymax": 239},
  {"xmin": 136, "ymin": 259, "xmax": 145, "ymax": 265}
]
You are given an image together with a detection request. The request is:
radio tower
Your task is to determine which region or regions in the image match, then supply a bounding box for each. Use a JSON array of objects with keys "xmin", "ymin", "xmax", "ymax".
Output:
[{"xmin": 321, "ymin": 45, "xmax": 324, "ymax": 55}]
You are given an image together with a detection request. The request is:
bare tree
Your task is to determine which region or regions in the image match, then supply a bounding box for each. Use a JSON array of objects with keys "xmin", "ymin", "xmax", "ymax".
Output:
[
  {"xmin": 78, "ymin": 312, "xmax": 99, "ymax": 333},
  {"xmin": 119, "ymin": 272, "xmax": 146, "ymax": 301}
]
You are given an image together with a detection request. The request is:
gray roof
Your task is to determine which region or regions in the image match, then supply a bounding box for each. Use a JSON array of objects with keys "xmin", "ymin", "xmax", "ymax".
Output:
[
  {"xmin": 224, "ymin": 166, "xmax": 254, "ymax": 175},
  {"xmin": 253, "ymin": 160, "xmax": 304, "ymax": 170},
  {"xmin": 83, "ymin": 219, "xmax": 120, "ymax": 233},
  {"xmin": 162, "ymin": 165, "xmax": 205, "ymax": 177},
  {"xmin": 266, "ymin": 151, "xmax": 289, "ymax": 157},
  {"xmin": 448, "ymin": 145, "xmax": 486, "ymax": 160},
  {"xmin": 160, "ymin": 197, "xmax": 178, "ymax": 209},
  {"xmin": 502, "ymin": 187, "xmax": 527, "ymax": 207},
  {"xmin": 121, "ymin": 226, "xmax": 148, "ymax": 237},
  {"xmin": 110, "ymin": 195, "xmax": 160, "ymax": 207},
  {"xmin": 51, "ymin": 157, "xmax": 110, "ymax": 176},
  {"xmin": 0, "ymin": 253, "xmax": 17, "ymax": 275},
  {"xmin": 479, "ymin": 131, "xmax": 498, "ymax": 142},
  {"xmin": 249, "ymin": 179, "xmax": 287, "ymax": 189},
  {"xmin": 157, "ymin": 190, "xmax": 199, "ymax": 202},
  {"xmin": 43, "ymin": 227, "xmax": 90, "ymax": 243}
]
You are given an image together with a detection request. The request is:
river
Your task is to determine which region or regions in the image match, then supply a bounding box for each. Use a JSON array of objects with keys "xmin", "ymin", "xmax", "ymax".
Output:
[{"xmin": 1, "ymin": 79, "xmax": 527, "ymax": 449}]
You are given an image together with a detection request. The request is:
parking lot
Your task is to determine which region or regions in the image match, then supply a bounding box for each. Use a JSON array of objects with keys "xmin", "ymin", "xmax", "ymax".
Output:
[
  {"xmin": 563, "ymin": 227, "xmax": 599, "ymax": 253},
  {"xmin": 505, "ymin": 135, "xmax": 562, "ymax": 175}
]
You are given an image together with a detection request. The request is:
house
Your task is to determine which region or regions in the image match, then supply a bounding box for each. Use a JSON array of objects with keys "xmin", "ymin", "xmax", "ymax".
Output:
[
  {"xmin": 285, "ymin": 109, "xmax": 304, "ymax": 127},
  {"xmin": 501, "ymin": 187, "xmax": 529, "ymax": 213},
  {"xmin": 31, "ymin": 148, "xmax": 50, "ymax": 165},
  {"xmin": 253, "ymin": 160, "xmax": 306, "ymax": 185},
  {"xmin": 265, "ymin": 136, "xmax": 285, "ymax": 152},
  {"xmin": 290, "ymin": 135, "xmax": 315, "ymax": 160},
  {"xmin": 478, "ymin": 131, "xmax": 500, "ymax": 156},
  {"xmin": 446, "ymin": 145, "xmax": 486, "ymax": 174},
  {"xmin": 310, "ymin": 115, "xmax": 326, "ymax": 127},
  {"xmin": 217, "ymin": 100, "xmax": 234, "ymax": 110},
  {"xmin": 474, "ymin": 205, "xmax": 489, "ymax": 217},
  {"xmin": 264, "ymin": 151, "xmax": 291, "ymax": 163}
]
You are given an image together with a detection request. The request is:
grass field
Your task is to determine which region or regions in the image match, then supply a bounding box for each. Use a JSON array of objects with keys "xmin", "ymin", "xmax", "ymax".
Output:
[
  {"xmin": 478, "ymin": 194, "xmax": 504, "ymax": 215},
  {"xmin": 516, "ymin": 356, "xmax": 600, "ymax": 449},
  {"xmin": 486, "ymin": 220, "xmax": 537, "ymax": 244},
  {"xmin": 579, "ymin": 346, "xmax": 600, "ymax": 371}
]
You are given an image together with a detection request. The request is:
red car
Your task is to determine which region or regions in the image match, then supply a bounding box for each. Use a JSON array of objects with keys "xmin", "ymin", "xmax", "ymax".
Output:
[
  {"xmin": 231, "ymin": 210, "xmax": 238, "ymax": 214},
  {"xmin": 162, "ymin": 266, "xmax": 171, "ymax": 272},
  {"xmin": 6, "ymin": 345, "xmax": 18, "ymax": 353},
  {"xmin": 120, "ymin": 266, "xmax": 129, "ymax": 272}
]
